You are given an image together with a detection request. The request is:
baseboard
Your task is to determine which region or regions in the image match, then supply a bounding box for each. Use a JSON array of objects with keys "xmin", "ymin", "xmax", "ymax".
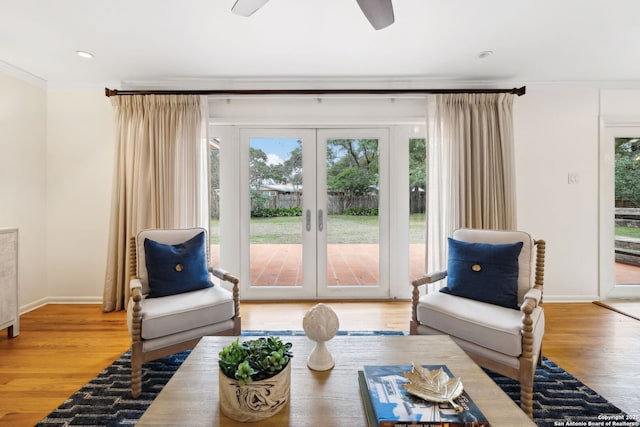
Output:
[
  {"xmin": 18, "ymin": 294, "xmax": 596, "ymax": 315},
  {"xmin": 20, "ymin": 296, "xmax": 103, "ymax": 314},
  {"xmin": 541, "ymin": 295, "xmax": 600, "ymax": 303}
]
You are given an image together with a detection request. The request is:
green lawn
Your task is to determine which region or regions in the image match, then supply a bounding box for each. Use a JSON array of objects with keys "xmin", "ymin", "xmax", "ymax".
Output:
[
  {"xmin": 210, "ymin": 214, "xmax": 427, "ymax": 244},
  {"xmin": 212, "ymin": 216, "xmax": 636, "ymax": 244},
  {"xmin": 615, "ymin": 226, "xmax": 640, "ymax": 239}
]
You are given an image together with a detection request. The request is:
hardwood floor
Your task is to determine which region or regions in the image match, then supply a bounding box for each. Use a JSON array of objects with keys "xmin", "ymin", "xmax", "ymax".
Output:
[{"xmin": 0, "ymin": 302, "xmax": 639, "ymax": 426}]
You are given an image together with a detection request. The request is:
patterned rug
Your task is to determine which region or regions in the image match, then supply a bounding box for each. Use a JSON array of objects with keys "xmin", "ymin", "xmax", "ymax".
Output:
[
  {"xmin": 35, "ymin": 331, "xmax": 637, "ymax": 427},
  {"xmin": 485, "ymin": 359, "xmax": 637, "ymax": 427}
]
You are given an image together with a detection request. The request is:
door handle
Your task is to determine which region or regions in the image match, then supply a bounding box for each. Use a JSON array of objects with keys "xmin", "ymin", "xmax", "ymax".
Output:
[
  {"xmin": 306, "ymin": 209, "xmax": 311, "ymax": 232},
  {"xmin": 318, "ymin": 209, "xmax": 324, "ymax": 232}
]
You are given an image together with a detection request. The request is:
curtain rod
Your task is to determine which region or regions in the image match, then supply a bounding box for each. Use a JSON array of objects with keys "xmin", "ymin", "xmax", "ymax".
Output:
[{"xmin": 105, "ymin": 86, "xmax": 526, "ymax": 97}]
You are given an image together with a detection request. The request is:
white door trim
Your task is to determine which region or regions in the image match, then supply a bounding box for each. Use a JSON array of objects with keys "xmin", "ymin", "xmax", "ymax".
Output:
[{"xmin": 598, "ymin": 117, "xmax": 640, "ymax": 299}]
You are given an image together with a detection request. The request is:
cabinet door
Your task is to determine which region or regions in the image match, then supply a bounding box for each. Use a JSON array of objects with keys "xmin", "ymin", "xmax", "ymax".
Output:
[{"xmin": 0, "ymin": 228, "xmax": 19, "ymax": 336}]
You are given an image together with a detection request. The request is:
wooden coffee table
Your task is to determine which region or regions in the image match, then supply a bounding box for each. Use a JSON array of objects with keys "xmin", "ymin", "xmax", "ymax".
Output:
[{"xmin": 137, "ymin": 335, "xmax": 535, "ymax": 426}]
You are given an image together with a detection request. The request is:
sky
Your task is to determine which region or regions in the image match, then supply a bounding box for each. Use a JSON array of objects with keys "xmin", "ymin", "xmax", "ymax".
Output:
[{"xmin": 250, "ymin": 137, "xmax": 300, "ymax": 166}]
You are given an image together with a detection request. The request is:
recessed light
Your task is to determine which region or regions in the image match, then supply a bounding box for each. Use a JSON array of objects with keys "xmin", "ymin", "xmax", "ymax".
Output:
[
  {"xmin": 76, "ymin": 50, "xmax": 94, "ymax": 59},
  {"xmin": 478, "ymin": 50, "xmax": 493, "ymax": 59}
]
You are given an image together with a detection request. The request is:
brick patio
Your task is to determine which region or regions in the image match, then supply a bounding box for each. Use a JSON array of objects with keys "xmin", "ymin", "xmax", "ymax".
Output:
[{"xmin": 213, "ymin": 244, "xmax": 640, "ymax": 287}]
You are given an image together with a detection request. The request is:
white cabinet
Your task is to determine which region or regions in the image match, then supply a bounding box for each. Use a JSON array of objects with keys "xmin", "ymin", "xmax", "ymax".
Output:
[{"xmin": 0, "ymin": 228, "xmax": 19, "ymax": 338}]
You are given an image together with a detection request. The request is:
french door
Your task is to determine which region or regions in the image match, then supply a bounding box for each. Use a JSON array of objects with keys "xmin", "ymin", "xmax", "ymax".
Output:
[
  {"xmin": 239, "ymin": 128, "xmax": 390, "ymax": 299},
  {"xmin": 599, "ymin": 122, "xmax": 640, "ymax": 298}
]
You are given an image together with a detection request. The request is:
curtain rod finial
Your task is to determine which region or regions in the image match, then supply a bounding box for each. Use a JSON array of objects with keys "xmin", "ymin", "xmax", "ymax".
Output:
[{"xmin": 105, "ymin": 88, "xmax": 118, "ymax": 97}]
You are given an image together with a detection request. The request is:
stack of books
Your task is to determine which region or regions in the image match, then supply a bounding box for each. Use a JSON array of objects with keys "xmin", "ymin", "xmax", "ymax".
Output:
[{"xmin": 358, "ymin": 365, "xmax": 490, "ymax": 427}]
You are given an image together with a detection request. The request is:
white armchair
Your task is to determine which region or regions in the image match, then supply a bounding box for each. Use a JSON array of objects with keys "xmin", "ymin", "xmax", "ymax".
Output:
[
  {"xmin": 410, "ymin": 229, "xmax": 545, "ymax": 418},
  {"xmin": 127, "ymin": 227, "xmax": 240, "ymax": 398}
]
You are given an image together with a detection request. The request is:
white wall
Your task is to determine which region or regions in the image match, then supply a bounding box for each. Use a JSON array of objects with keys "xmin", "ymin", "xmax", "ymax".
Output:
[
  {"xmin": 45, "ymin": 90, "xmax": 113, "ymax": 303},
  {"xmin": 212, "ymin": 90, "xmax": 605, "ymax": 302},
  {"xmin": 3, "ymin": 69, "xmax": 639, "ymax": 308},
  {"xmin": 601, "ymin": 89, "xmax": 640, "ymax": 118},
  {"xmin": 0, "ymin": 68, "xmax": 48, "ymax": 308},
  {"xmin": 514, "ymin": 85, "xmax": 601, "ymax": 301}
]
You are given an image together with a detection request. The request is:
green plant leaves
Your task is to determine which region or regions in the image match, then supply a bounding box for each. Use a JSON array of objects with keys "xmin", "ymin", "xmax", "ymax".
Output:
[{"xmin": 218, "ymin": 336, "xmax": 293, "ymax": 385}]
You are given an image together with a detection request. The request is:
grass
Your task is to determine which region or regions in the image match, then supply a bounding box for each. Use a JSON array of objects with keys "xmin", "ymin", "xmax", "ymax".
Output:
[
  {"xmin": 210, "ymin": 214, "xmax": 427, "ymax": 244},
  {"xmin": 250, "ymin": 216, "xmax": 304, "ymax": 244},
  {"xmin": 615, "ymin": 226, "xmax": 640, "ymax": 239}
]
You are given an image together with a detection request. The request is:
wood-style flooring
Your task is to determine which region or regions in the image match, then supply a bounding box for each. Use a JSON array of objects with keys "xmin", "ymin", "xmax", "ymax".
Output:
[{"xmin": 0, "ymin": 302, "xmax": 639, "ymax": 426}]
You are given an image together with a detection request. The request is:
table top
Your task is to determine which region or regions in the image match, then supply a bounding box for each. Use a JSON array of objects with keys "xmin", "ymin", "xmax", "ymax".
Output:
[{"xmin": 137, "ymin": 335, "xmax": 536, "ymax": 427}]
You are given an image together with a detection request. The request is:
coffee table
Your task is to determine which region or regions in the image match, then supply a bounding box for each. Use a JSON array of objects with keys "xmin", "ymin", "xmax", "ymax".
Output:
[{"xmin": 137, "ymin": 335, "xmax": 536, "ymax": 426}]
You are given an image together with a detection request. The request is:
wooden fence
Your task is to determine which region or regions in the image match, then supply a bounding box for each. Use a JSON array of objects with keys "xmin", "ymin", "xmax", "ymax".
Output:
[
  {"xmin": 615, "ymin": 208, "xmax": 640, "ymax": 266},
  {"xmin": 211, "ymin": 192, "xmax": 426, "ymax": 216},
  {"xmin": 254, "ymin": 193, "xmax": 426, "ymax": 215}
]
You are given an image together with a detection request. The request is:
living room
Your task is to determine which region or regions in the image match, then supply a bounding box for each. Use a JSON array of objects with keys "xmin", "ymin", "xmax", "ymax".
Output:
[{"xmin": 1, "ymin": 0, "xmax": 640, "ymax": 425}]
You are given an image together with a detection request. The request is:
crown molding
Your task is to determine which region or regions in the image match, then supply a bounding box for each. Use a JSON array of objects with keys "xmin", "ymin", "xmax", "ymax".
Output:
[
  {"xmin": 0, "ymin": 60, "xmax": 46, "ymax": 89},
  {"xmin": 117, "ymin": 76, "xmax": 640, "ymax": 93},
  {"xmin": 118, "ymin": 76, "xmax": 523, "ymax": 91}
]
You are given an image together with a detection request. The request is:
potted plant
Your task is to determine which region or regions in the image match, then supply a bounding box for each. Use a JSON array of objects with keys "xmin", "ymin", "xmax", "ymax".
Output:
[{"xmin": 218, "ymin": 336, "xmax": 293, "ymax": 422}]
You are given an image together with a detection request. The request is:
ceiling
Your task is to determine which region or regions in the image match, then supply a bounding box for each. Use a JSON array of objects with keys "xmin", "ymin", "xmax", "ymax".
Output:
[{"xmin": 2, "ymin": 0, "xmax": 640, "ymax": 89}]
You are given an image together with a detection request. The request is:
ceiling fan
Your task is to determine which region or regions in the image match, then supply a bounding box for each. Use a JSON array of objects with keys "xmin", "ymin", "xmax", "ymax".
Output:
[{"xmin": 231, "ymin": 0, "xmax": 395, "ymax": 30}]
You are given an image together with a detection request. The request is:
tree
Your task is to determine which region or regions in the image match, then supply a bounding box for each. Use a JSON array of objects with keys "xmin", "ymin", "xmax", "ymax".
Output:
[
  {"xmin": 615, "ymin": 138, "xmax": 640, "ymax": 206},
  {"xmin": 409, "ymin": 138, "xmax": 426, "ymax": 192},
  {"xmin": 249, "ymin": 147, "xmax": 271, "ymax": 190},
  {"xmin": 282, "ymin": 142, "xmax": 303, "ymax": 189},
  {"xmin": 330, "ymin": 168, "xmax": 374, "ymax": 195},
  {"xmin": 615, "ymin": 138, "xmax": 640, "ymax": 207},
  {"xmin": 209, "ymin": 146, "xmax": 220, "ymax": 219},
  {"xmin": 250, "ymin": 141, "xmax": 303, "ymax": 188},
  {"xmin": 327, "ymin": 139, "xmax": 379, "ymax": 195}
]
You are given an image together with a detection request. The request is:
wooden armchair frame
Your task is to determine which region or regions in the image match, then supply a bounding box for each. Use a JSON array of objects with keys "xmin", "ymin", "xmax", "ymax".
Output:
[
  {"xmin": 128, "ymin": 232, "xmax": 240, "ymax": 398},
  {"xmin": 410, "ymin": 238, "xmax": 546, "ymax": 418}
]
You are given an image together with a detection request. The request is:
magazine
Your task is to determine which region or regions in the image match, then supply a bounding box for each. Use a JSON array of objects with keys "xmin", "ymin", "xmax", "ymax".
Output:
[{"xmin": 359, "ymin": 365, "xmax": 490, "ymax": 427}]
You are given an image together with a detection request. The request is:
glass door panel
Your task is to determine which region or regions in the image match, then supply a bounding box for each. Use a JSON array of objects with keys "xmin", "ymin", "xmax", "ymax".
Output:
[
  {"xmin": 239, "ymin": 128, "xmax": 390, "ymax": 299},
  {"xmin": 241, "ymin": 129, "xmax": 316, "ymax": 299},
  {"xmin": 599, "ymin": 124, "xmax": 640, "ymax": 299},
  {"xmin": 409, "ymin": 137, "xmax": 427, "ymax": 282},
  {"xmin": 208, "ymin": 138, "xmax": 221, "ymax": 268},
  {"xmin": 317, "ymin": 129, "xmax": 390, "ymax": 298},
  {"xmin": 614, "ymin": 136, "xmax": 640, "ymax": 286}
]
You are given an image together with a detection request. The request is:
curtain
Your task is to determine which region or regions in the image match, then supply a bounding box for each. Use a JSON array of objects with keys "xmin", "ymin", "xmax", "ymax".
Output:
[
  {"xmin": 102, "ymin": 95, "xmax": 209, "ymax": 312},
  {"xmin": 426, "ymin": 93, "xmax": 516, "ymax": 271}
]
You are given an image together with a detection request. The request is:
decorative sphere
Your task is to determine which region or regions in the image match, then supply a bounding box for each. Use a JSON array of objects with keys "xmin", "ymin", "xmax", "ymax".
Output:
[{"xmin": 303, "ymin": 303, "xmax": 339, "ymax": 342}]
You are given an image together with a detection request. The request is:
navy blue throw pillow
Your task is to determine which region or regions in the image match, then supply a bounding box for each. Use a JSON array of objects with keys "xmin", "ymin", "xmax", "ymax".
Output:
[
  {"xmin": 144, "ymin": 231, "xmax": 212, "ymax": 298},
  {"xmin": 440, "ymin": 238, "xmax": 523, "ymax": 310}
]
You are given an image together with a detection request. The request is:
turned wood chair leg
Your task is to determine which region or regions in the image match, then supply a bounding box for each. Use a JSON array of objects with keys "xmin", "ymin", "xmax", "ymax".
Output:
[
  {"xmin": 520, "ymin": 383, "xmax": 534, "ymax": 419},
  {"xmin": 520, "ymin": 353, "xmax": 535, "ymax": 419},
  {"xmin": 538, "ymin": 347, "xmax": 543, "ymax": 367},
  {"xmin": 131, "ymin": 344, "xmax": 143, "ymax": 398}
]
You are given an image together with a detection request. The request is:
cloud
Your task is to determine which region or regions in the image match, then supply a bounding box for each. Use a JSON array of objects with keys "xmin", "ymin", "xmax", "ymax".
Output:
[{"xmin": 266, "ymin": 154, "xmax": 284, "ymax": 166}]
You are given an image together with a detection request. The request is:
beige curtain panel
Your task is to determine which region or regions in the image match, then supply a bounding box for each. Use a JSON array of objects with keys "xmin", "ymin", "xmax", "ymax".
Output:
[
  {"xmin": 427, "ymin": 93, "xmax": 516, "ymax": 271},
  {"xmin": 102, "ymin": 95, "xmax": 208, "ymax": 312}
]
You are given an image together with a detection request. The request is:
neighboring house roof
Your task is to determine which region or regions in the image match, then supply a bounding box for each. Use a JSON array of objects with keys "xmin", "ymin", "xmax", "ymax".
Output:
[{"xmin": 260, "ymin": 184, "xmax": 302, "ymax": 193}]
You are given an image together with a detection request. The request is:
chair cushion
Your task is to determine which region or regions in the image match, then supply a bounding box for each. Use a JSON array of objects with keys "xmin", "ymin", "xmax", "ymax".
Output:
[
  {"xmin": 440, "ymin": 237, "xmax": 523, "ymax": 309},
  {"xmin": 452, "ymin": 229, "xmax": 534, "ymax": 305},
  {"xmin": 144, "ymin": 231, "xmax": 212, "ymax": 298},
  {"xmin": 138, "ymin": 285, "xmax": 235, "ymax": 340},
  {"xmin": 417, "ymin": 291, "xmax": 543, "ymax": 357}
]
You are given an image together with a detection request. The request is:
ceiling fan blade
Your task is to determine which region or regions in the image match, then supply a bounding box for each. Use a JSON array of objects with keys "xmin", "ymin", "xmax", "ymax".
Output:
[
  {"xmin": 355, "ymin": 0, "xmax": 394, "ymax": 30},
  {"xmin": 231, "ymin": 0, "xmax": 270, "ymax": 17}
]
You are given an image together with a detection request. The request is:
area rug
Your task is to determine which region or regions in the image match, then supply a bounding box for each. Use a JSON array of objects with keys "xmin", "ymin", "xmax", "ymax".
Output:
[
  {"xmin": 35, "ymin": 330, "xmax": 636, "ymax": 427},
  {"xmin": 594, "ymin": 299, "xmax": 640, "ymax": 321}
]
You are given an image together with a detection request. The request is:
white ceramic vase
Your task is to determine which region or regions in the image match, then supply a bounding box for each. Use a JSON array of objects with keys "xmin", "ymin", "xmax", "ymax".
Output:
[
  {"xmin": 303, "ymin": 303, "xmax": 339, "ymax": 371},
  {"xmin": 219, "ymin": 362, "xmax": 291, "ymax": 422}
]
